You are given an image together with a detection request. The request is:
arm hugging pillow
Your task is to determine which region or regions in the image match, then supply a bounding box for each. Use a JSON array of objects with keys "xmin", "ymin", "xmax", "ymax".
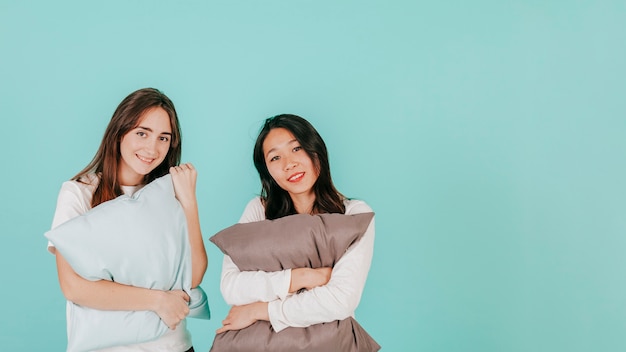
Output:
[
  {"xmin": 209, "ymin": 212, "xmax": 380, "ymax": 352},
  {"xmin": 45, "ymin": 174, "xmax": 210, "ymax": 352}
]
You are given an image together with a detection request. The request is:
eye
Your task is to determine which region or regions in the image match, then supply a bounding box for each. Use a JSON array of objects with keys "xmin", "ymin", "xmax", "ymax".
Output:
[
  {"xmin": 159, "ymin": 136, "xmax": 170, "ymax": 142},
  {"xmin": 293, "ymin": 146, "xmax": 302, "ymax": 152},
  {"xmin": 269, "ymin": 155, "xmax": 280, "ymax": 162},
  {"xmin": 136, "ymin": 131, "xmax": 147, "ymax": 137}
]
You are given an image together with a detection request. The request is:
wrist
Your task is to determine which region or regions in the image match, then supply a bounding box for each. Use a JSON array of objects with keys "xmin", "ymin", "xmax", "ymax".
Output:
[
  {"xmin": 288, "ymin": 268, "xmax": 306, "ymax": 293},
  {"xmin": 148, "ymin": 290, "xmax": 165, "ymax": 312},
  {"xmin": 254, "ymin": 302, "xmax": 269, "ymax": 321},
  {"xmin": 180, "ymin": 201, "xmax": 198, "ymax": 213}
]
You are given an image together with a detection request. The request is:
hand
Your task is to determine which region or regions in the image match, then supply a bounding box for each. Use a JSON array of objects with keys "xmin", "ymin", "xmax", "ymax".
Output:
[
  {"xmin": 154, "ymin": 290, "xmax": 190, "ymax": 330},
  {"xmin": 289, "ymin": 267, "xmax": 332, "ymax": 293},
  {"xmin": 216, "ymin": 302, "xmax": 268, "ymax": 334},
  {"xmin": 170, "ymin": 163, "xmax": 198, "ymax": 210},
  {"xmin": 309, "ymin": 267, "xmax": 332, "ymax": 289}
]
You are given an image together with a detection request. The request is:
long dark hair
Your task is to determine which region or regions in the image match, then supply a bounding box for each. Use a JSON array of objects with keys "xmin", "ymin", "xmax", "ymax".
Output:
[
  {"xmin": 253, "ymin": 114, "xmax": 345, "ymax": 219},
  {"xmin": 73, "ymin": 88, "xmax": 182, "ymax": 207}
]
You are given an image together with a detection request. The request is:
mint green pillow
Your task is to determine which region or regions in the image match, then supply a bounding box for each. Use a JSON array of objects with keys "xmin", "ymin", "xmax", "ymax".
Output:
[{"xmin": 45, "ymin": 174, "xmax": 210, "ymax": 352}]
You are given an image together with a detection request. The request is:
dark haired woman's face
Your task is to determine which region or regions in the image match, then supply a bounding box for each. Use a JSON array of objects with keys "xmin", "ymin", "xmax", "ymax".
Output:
[
  {"xmin": 263, "ymin": 128, "xmax": 319, "ymax": 201},
  {"xmin": 118, "ymin": 107, "xmax": 172, "ymax": 186}
]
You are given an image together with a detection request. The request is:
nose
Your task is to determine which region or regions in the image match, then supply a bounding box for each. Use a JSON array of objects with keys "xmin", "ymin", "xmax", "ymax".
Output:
[
  {"xmin": 143, "ymin": 138, "xmax": 159, "ymax": 157},
  {"xmin": 284, "ymin": 157, "xmax": 298, "ymax": 171}
]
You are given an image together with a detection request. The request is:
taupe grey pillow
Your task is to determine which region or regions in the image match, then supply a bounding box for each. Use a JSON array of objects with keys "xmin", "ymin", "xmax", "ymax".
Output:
[{"xmin": 209, "ymin": 212, "xmax": 379, "ymax": 352}]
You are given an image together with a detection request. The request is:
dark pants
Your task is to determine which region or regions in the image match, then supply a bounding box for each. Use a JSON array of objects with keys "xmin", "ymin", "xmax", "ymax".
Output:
[{"xmin": 185, "ymin": 348, "xmax": 195, "ymax": 352}]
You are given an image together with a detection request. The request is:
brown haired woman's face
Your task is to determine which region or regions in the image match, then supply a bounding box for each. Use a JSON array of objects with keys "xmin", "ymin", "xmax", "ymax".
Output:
[
  {"xmin": 118, "ymin": 107, "xmax": 172, "ymax": 186},
  {"xmin": 263, "ymin": 127, "xmax": 319, "ymax": 202}
]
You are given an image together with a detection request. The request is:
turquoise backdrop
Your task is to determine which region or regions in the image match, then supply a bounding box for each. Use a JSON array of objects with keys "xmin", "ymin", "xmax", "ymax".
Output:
[{"xmin": 1, "ymin": 1, "xmax": 625, "ymax": 351}]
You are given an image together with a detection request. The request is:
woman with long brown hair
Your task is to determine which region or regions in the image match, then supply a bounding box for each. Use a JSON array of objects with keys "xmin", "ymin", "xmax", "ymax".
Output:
[{"xmin": 48, "ymin": 88, "xmax": 207, "ymax": 351}]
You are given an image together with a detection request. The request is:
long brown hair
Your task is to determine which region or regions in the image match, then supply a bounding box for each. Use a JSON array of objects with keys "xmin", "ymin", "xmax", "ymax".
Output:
[
  {"xmin": 253, "ymin": 114, "xmax": 345, "ymax": 219},
  {"xmin": 73, "ymin": 88, "xmax": 182, "ymax": 207}
]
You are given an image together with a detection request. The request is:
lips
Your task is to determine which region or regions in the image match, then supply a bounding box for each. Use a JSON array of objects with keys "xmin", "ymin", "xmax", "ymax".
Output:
[
  {"xmin": 288, "ymin": 172, "xmax": 305, "ymax": 182},
  {"xmin": 137, "ymin": 154, "xmax": 155, "ymax": 164}
]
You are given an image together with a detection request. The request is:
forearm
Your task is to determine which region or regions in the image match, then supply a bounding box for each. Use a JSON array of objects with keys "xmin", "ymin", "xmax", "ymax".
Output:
[
  {"xmin": 289, "ymin": 267, "xmax": 331, "ymax": 293},
  {"xmin": 181, "ymin": 202, "xmax": 207, "ymax": 288},
  {"xmin": 220, "ymin": 255, "xmax": 291, "ymax": 305},
  {"xmin": 269, "ymin": 277, "xmax": 360, "ymax": 330},
  {"xmin": 56, "ymin": 253, "xmax": 162, "ymax": 311}
]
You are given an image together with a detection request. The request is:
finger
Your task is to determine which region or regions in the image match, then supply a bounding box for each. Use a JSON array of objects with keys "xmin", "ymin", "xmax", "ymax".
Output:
[
  {"xmin": 170, "ymin": 166, "xmax": 182, "ymax": 173},
  {"xmin": 216, "ymin": 325, "xmax": 229, "ymax": 334},
  {"xmin": 172, "ymin": 290, "xmax": 185, "ymax": 298}
]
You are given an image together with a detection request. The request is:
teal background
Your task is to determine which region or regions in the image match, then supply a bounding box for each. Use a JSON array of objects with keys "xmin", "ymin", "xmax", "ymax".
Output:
[{"xmin": 1, "ymin": 1, "xmax": 625, "ymax": 351}]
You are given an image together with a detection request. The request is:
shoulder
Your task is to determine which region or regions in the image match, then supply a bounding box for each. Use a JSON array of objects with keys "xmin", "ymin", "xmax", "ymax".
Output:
[
  {"xmin": 56, "ymin": 175, "xmax": 99, "ymax": 210},
  {"xmin": 343, "ymin": 198, "xmax": 374, "ymax": 215},
  {"xmin": 60, "ymin": 175, "xmax": 98, "ymax": 199},
  {"xmin": 51, "ymin": 174, "xmax": 99, "ymax": 229},
  {"xmin": 238, "ymin": 197, "xmax": 267, "ymax": 223}
]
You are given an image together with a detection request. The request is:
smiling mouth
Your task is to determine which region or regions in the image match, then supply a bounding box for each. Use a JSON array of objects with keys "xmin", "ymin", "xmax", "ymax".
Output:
[
  {"xmin": 137, "ymin": 155, "xmax": 155, "ymax": 164},
  {"xmin": 288, "ymin": 172, "xmax": 305, "ymax": 182}
]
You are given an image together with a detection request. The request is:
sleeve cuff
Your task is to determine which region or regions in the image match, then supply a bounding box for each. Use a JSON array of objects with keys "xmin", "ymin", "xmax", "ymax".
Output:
[
  {"xmin": 273, "ymin": 268, "xmax": 291, "ymax": 300},
  {"xmin": 267, "ymin": 299, "xmax": 289, "ymax": 333}
]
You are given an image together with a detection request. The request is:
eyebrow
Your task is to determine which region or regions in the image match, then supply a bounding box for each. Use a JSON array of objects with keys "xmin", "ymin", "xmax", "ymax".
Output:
[
  {"xmin": 265, "ymin": 139, "xmax": 298, "ymax": 158},
  {"xmin": 136, "ymin": 126, "xmax": 172, "ymax": 136}
]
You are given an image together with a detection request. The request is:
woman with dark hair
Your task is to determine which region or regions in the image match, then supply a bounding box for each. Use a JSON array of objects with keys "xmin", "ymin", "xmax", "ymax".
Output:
[
  {"xmin": 48, "ymin": 88, "xmax": 207, "ymax": 351},
  {"xmin": 217, "ymin": 114, "xmax": 375, "ymax": 335}
]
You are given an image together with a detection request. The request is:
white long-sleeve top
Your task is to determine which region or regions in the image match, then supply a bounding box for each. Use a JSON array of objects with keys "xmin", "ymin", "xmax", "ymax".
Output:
[{"xmin": 220, "ymin": 197, "xmax": 375, "ymax": 332}]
